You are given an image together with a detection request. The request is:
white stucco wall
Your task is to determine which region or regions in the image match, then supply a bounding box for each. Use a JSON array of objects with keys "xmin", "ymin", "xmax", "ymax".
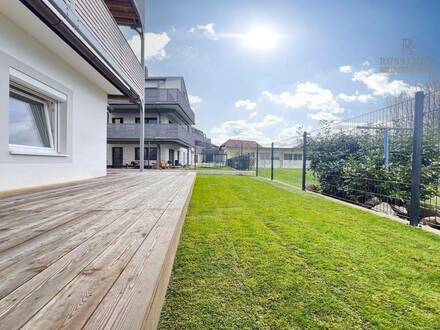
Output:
[{"xmin": 0, "ymin": 13, "xmax": 107, "ymax": 191}]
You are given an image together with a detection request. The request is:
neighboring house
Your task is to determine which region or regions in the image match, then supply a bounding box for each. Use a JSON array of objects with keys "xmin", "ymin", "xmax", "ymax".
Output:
[
  {"xmin": 220, "ymin": 139, "xmax": 260, "ymax": 159},
  {"xmin": 0, "ymin": 0, "xmax": 145, "ymax": 191},
  {"xmin": 107, "ymin": 76, "xmax": 209, "ymax": 168},
  {"xmin": 257, "ymin": 145, "xmax": 304, "ymax": 169},
  {"xmin": 220, "ymin": 139, "xmax": 304, "ymax": 168}
]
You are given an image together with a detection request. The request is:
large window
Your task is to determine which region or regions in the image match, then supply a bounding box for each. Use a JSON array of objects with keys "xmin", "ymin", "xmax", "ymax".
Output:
[
  {"xmin": 294, "ymin": 153, "xmax": 302, "ymax": 161},
  {"xmin": 135, "ymin": 147, "xmax": 157, "ymax": 160},
  {"xmin": 8, "ymin": 68, "xmax": 66, "ymax": 156},
  {"xmin": 284, "ymin": 153, "xmax": 293, "ymax": 160}
]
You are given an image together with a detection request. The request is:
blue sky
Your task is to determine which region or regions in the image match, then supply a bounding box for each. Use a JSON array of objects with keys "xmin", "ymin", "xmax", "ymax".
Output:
[{"xmin": 139, "ymin": 0, "xmax": 439, "ymax": 146}]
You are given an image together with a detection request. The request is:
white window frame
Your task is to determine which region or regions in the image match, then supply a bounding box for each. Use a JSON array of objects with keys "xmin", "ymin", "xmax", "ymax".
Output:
[
  {"xmin": 284, "ymin": 153, "xmax": 293, "ymax": 161},
  {"xmin": 8, "ymin": 68, "xmax": 67, "ymax": 157}
]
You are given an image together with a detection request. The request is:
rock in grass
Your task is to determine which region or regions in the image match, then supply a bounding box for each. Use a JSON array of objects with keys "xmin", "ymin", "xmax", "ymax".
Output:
[
  {"xmin": 372, "ymin": 202, "xmax": 397, "ymax": 216},
  {"xmin": 365, "ymin": 197, "xmax": 381, "ymax": 208},
  {"xmin": 421, "ymin": 216, "xmax": 440, "ymax": 225}
]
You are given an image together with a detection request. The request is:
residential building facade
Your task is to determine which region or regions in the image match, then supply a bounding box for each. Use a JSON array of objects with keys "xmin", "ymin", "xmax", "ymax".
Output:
[
  {"xmin": 0, "ymin": 0, "xmax": 145, "ymax": 191},
  {"xmin": 107, "ymin": 76, "xmax": 208, "ymax": 168}
]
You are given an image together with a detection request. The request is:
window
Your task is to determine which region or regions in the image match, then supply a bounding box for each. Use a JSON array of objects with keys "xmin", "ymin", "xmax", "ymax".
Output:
[
  {"xmin": 8, "ymin": 68, "xmax": 67, "ymax": 156},
  {"xmin": 294, "ymin": 153, "xmax": 302, "ymax": 161},
  {"xmin": 112, "ymin": 117, "xmax": 124, "ymax": 124},
  {"xmin": 135, "ymin": 117, "xmax": 157, "ymax": 124},
  {"xmin": 135, "ymin": 147, "xmax": 157, "ymax": 160},
  {"xmin": 284, "ymin": 153, "xmax": 293, "ymax": 160}
]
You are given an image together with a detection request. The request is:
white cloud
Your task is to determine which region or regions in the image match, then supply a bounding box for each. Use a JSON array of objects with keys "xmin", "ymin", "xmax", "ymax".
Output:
[
  {"xmin": 189, "ymin": 23, "xmax": 218, "ymax": 40},
  {"xmin": 275, "ymin": 124, "xmax": 306, "ymax": 147},
  {"xmin": 308, "ymin": 111, "xmax": 340, "ymax": 121},
  {"xmin": 262, "ymin": 82, "xmax": 343, "ymax": 121},
  {"xmin": 188, "ymin": 95, "xmax": 202, "ymax": 107},
  {"xmin": 234, "ymin": 99, "xmax": 257, "ymax": 110},
  {"xmin": 128, "ymin": 32, "xmax": 171, "ymax": 61},
  {"xmin": 337, "ymin": 92, "xmax": 374, "ymax": 103},
  {"xmin": 352, "ymin": 69, "xmax": 416, "ymax": 97},
  {"xmin": 249, "ymin": 111, "xmax": 258, "ymax": 118},
  {"xmin": 210, "ymin": 115, "xmax": 283, "ymax": 145},
  {"xmin": 362, "ymin": 61, "xmax": 370, "ymax": 67},
  {"xmin": 339, "ymin": 65, "xmax": 353, "ymax": 73}
]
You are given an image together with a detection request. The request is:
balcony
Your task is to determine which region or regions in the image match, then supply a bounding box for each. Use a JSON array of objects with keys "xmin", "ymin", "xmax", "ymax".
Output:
[
  {"xmin": 21, "ymin": 0, "xmax": 144, "ymax": 101},
  {"xmin": 108, "ymin": 123, "xmax": 196, "ymax": 146},
  {"xmin": 146, "ymin": 88, "xmax": 195, "ymax": 125}
]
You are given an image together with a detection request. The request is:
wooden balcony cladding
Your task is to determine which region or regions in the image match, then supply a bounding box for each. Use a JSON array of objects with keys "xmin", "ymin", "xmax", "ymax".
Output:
[
  {"xmin": 105, "ymin": 0, "xmax": 144, "ymax": 27},
  {"xmin": 53, "ymin": 0, "xmax": 144, "ymax": 100}
]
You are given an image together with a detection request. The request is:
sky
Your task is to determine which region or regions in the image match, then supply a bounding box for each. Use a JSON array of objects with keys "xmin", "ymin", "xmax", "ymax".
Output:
[{"xmin": 134, "ymin": 0, "xmax": 440, "ymax": 146}]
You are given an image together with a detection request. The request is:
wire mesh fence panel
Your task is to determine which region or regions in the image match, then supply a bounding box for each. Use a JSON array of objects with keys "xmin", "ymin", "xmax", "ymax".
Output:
[
  {"xmin": 255, "ymin": 140, "xmax": 308, "ymax": 188},
  {"xmin": 271, "ymin": 143, "xmax": 305, "ymax": 188},
  {"xmin": 420, "ymin": 90, "xmax": 440, "ymax": 227},
  {"xmin": 193, "ymin": 144, "xmax": 232, "ymax": 170},
  {"xmin": 257, "ymin": 146, "xmax": 271, "ymax": 180},
  {"xmin": 226, "ymin": 153, "xmax": 255, "ymax": 171},
  {"xmin": 303, "ymin": 90, "xmax": 440, "ymax": 226}
]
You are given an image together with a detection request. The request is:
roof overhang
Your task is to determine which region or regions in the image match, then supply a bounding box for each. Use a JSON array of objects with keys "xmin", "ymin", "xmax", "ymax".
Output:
[{"xmin": 15, "ymin": 0, "xmax": 141, "ymax": 102}]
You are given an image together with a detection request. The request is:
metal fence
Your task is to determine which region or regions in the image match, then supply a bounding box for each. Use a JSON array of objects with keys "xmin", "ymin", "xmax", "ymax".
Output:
[
  {"xmin": 300, "ymin": 90, "xmax": 440, "ymax": 227},
  {"xmin": 256, "ymin": 142, "xmax": 306, "ymax": 188},
  {"xmin": 227, "ymin": 153, "xmax": 255, "ymax": 170}
]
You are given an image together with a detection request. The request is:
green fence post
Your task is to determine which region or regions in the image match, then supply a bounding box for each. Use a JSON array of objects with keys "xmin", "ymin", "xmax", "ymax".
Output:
[
  {"xmin": 410, "ymin": 91, "xmax": 425, "ymax": 226},
  {"xmin": 256, "ymin": 144, "xmax": 259, "ymax": 176},
  {"xmin": 271, "ymin": 142, "xmax": 274, "ymax": 180},
  {"xmin": 302, "ymin": 132, "xmax": 307, "ymax": 191}
]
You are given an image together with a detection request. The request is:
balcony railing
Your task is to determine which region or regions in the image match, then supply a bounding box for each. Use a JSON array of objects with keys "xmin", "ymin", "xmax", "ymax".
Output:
[
  {"xmin": 31, "ymin": 0, "xmax": 145, "ymax": 101},
  {"xmin": 145, "ymin": 88, "xmax": 195, "ymax": 124},
  {"xmin": 107, "ymin": 123, "xmax": 197, "ymax": 146}
]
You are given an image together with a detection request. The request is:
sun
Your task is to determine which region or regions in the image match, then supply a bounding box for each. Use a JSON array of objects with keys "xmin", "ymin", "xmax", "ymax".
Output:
[{"xmin": 242, "ymin": 27, "xmax": 284, "ymax": 51}]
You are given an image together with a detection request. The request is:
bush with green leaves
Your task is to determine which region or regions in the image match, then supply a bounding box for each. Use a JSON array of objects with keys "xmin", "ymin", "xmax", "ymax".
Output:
[{"xmin": 308, "ymin": 125, "xmax": 440, "ymax": 217}]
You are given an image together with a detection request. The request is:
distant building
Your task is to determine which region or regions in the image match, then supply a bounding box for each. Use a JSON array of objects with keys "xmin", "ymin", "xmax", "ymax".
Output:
[
  {"xmin": 220, "ymin": 139, "xmax": 260, "ymax": 159},
  {"xmin": 107, "ymin": 76, "xmax": 211, "ymax": 168},
  {"xmin": 220, "ymin": 139, "xmax": 304, "ymax": 169}
]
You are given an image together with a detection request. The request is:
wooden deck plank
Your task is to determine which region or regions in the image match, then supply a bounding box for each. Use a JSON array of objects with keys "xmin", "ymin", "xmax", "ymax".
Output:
[
  {"xmin": 84, "ymin": 173, "xmax": 195, "ymax": 330},
  {"xmin": 20, "ymin": 175, "xmax": 189, "ymax": 329},
  {"xmin": 0, "ymin": 210, "xmax": 118, "ymax": 299},
  {"xmin": 0, "ymin": 170, "xmax": 196, "ymax": 330}
]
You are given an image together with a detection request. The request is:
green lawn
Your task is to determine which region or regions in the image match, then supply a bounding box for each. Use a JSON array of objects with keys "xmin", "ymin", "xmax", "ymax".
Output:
[
  {"xmin": 258, "ymin": 168, "xmax": 318, "ymax": 188},
  {"xmin": 194, "ymin": 165, "xmax": 236, "ymax": 171},
  {"xmin": 159, "ymin": 175, "xmax": 440, "ymax": 329}
]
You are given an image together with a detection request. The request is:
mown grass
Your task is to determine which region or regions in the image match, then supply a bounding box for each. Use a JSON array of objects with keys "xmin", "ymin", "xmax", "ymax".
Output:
[
  {"xmin": 258, "ymin": 168, "xmax": 318, "ymax": 188},
  {"xmin": 194, "ymin": 165, "xmax": 236, "ymax": 171},
  {"xmin": 159, "ymin": 175, "xmax": 440, "ymax": 329}
]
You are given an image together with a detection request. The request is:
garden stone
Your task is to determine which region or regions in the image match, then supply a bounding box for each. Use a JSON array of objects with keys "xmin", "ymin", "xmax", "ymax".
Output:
[
  {"xmin": 421, "ymin": 216, "xmax": 440, "ymax": 225},
  {"xmin": 372, "ymin": 202, "xmax": 397, "ymax": 216}
]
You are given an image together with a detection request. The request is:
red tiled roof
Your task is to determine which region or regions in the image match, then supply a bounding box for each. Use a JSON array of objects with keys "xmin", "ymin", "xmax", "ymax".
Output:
[{"xmin": 220, "ymin": 139, "xmax": 259, "ymax": 149}]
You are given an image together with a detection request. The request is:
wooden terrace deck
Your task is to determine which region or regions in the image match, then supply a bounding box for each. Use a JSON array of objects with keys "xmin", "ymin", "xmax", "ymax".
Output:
[{"xmin": 0, "ymin": 170, "xmax": 195, "ymax": 329}]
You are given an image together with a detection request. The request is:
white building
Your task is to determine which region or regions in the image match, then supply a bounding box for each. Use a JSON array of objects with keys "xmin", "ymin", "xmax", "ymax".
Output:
[
  {"xmin": 0, "ymin": 0, "xmax": 145, "ymax": 191},
  {"xmin": 107, "ymin": 76, "xmax": 209, "ymax": 168}
]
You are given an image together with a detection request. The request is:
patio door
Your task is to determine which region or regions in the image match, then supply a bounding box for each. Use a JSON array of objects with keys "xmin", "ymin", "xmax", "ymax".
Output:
[
  {"xmin": 112, "ymin": 147, "xmax": 123, "ymax": 168},
  {"xmin": 169, "ymin": 149, "xmax": 175, "ymax": 164}
]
